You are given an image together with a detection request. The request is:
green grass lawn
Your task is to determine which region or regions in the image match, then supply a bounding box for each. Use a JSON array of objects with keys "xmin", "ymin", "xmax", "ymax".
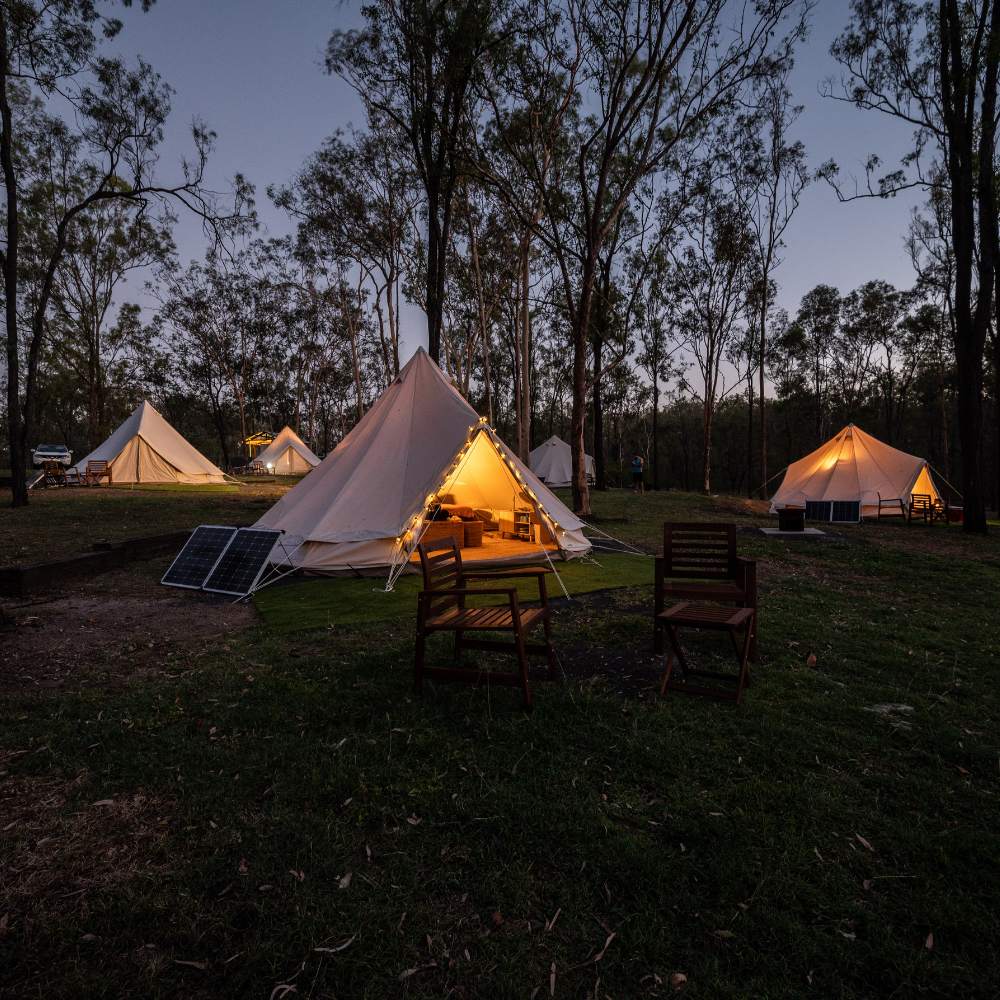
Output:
[
  {"xmin": 0, "ymin": 482, "xmax": 288, "ymax": 562},
  {"xmin": 255, "ymin": 551, "xmax": 653, "ymax": 633},
  {"xmin": 2, "ymin": 487, "xmax": 999, "ymax": 998}
]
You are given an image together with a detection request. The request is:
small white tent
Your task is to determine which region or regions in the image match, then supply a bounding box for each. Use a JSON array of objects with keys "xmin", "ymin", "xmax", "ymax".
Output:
[
  {"xmin": 255, "ymin": 349, "xmax": 591, "ymax": 572},
  {"xmin": 70, "ymin": 400, "xmax": 227, "ymax": 485},
  {"xmin": 254, "ymin": 426, "xmax": 320, "ymax": 475},
  {"xmin": 529, "ymin": 435, "xmax": 596, "ymax": 487},
  {"xmin": 770, "ymin": 424, "xmax": 941, "ymax": 521}
]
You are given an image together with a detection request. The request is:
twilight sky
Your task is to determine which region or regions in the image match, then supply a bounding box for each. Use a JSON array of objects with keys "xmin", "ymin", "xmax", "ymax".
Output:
[{"xmin": 108, "ymin": 0, "xmax": 924, "ymax": 362}]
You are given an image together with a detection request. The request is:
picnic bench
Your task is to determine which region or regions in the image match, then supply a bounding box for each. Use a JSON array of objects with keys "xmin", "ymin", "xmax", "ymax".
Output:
[
  {"xmin": 653, "ymin": 523, "xmax": 757, "ymax": 660},
  {"xmin": 414, "ymin": 536, "xmax": 556, "ymax": 708}
]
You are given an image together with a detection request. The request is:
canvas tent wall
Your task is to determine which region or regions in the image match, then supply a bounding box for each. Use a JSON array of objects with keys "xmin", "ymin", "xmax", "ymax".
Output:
[
  {"xmin": 529, "ymin": 435, "xmax": 596, "ymax": 487},
  {"xmin": 255, "ymin": 348, "xmax": 591, "ymax": 572},
  {"xmin": 770, "ymin": 424, "xmax": 941, "ymax": 522},
  {"xmin": 254, "ymin": 426, "xmax": 320, "ymax": 475},
  {"xmin": 70, "ymin": 400, "xmax": 227, "ymax": 485}
]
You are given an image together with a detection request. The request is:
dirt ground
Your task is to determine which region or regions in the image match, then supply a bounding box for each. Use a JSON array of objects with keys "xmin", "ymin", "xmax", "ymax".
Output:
[{"xmin": 1, "ymin": 560, "xmax": 257, "ymax": 694}]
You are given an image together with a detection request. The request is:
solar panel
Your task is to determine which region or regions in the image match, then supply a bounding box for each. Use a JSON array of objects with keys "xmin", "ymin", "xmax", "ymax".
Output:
[
  {"xmin": 162, "ymin": 525, "xmax": 237, "ymax": 589},
  {"xmin": 831, "ymin": 500, "xmax": 861, "ymax": 523},
  {"xmin": 202, "ymin": 527, "xmax": 282, "ymax": 596}
]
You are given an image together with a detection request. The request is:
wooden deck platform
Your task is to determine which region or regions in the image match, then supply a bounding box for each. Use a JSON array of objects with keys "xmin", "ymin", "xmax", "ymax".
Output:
[{"xmin": 409, "ymin": 532, "xmax": 558, "ymax": 568}]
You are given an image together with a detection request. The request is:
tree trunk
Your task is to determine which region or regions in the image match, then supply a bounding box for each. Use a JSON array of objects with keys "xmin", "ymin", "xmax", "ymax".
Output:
[
  {"xmin": 758, "ymin": 305, "xmax": 768, "ymax": 496},
  {"xmin": 652, "ymin": 376, "xmax": 660, "ymax": 490},
  {"xmin": 702, "ymin": 399, "xmax": 713, "ymax": 493},
  {"xmin": 746, "ymin": 379, "xmax": 754, "ymax": 498},
  {"xmin": 0, "ymin": 13, "xmax": 26, "ymax": 507},
  {"xmin": 517, "ymin": 233, "xmax": 532, "ymax": 460},
  {"xmin": 592, "ymin": 332, "xmax": 606, "ymax": 490}
]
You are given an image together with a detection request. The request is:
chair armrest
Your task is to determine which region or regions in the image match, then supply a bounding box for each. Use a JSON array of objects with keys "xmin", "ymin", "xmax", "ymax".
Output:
[{"xmin": 419, "ymin": 587, "xmax": 520, "ymax": 615}]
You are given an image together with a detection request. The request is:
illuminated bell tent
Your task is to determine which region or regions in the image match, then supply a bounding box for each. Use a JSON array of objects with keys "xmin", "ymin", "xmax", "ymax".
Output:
[
  {"xmin": 769, "ymin": 424, "xmax": 941, "ymax": 522},
  {"xmin": 253, "ymin": 425, "xmax": 320, "ymax": 475},
  {"xmin": 69, "ymin": 400, "xmax": 227, "ymax": 485},
  {"xmin": 254, "ymin": 348, "xmax": 591, "ymax": 573},
  {"xmin": 529, "ymin": 434, "xmax": 596, "ymax": 487}
]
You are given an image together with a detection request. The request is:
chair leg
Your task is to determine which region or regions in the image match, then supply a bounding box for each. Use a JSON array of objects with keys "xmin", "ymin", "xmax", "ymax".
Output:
[
  {"xmin": 514, "ymin": 622, "xmax": 532, "ymax": 710},
  {"xmin": 542, "ymin": 610, "xmax": 557, "ymax": 681},
  {"xmin": 659, "ymin": 645, "xmax": 675, "ymax": 696},
  {"xmin": 414, "ymin": 628, "xmax": 426, "ymax": 695},
  {"xmin": 665, "ymin": 624, "xmax": 688, "ymax": 678},
  {"xmin": 734, "ymin": 618, "xmax": 754, "ymax": 704}
]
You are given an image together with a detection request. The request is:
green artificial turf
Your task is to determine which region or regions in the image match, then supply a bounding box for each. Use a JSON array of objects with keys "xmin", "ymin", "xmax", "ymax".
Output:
[{"xmin": 254, "ymin": 551, "xmax": 654, "ymax": 633}]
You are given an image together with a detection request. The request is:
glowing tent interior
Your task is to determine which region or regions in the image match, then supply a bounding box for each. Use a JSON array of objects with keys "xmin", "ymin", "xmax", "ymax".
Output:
[
  {"xmin": 254, "ymin": 349, "xmax": 591, "ymax": 573},
  {"xmin": 769, "ymin": 424, "xmax": 941, "ymax": 522},
  {"xmin": 253, "ymin": 425, "xmax": 320, "ymax": 475},
  {"xmin": 69, "ymin": 400, "xmax": 227, "ymax": 485},
  {"xmin": 529, "ymin": 435, "xmax": 596, "ymax": 487}
]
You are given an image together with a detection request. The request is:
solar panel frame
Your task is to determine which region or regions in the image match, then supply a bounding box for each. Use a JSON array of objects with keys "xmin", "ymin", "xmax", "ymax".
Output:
[
  {"xmin": 161, "ymin": 525, "xmax": 238, "ymax": 590},
  {"xmin": 201, "ymin": 527, "xmax": 282, "ymax": 597}
]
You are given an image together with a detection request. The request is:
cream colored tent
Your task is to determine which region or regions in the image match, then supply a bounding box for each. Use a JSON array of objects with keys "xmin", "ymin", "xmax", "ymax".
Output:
[
  {"xmin": 70, "ymin": 400, "xmax": 227, "ymax": 485},
  {"xmin": 529, "ymin": 435, "xmax": 596, "ymax": 487},
  {"xmin": 254, "ymin": 425, "xmax": 320, "ymax": 475},
  {"xmin": 255, "ymin": 348, "xmax": 591, "ymax": 572},
  {"xmin": 770, "ymin": 424, "xmax": 940, "ymax": 521}
]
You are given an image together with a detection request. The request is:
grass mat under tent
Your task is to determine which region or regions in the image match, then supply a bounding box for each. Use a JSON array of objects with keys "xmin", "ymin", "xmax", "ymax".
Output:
[{"xmin": 253, "ymin": 551, "xmax": 652, "ymax": 633}]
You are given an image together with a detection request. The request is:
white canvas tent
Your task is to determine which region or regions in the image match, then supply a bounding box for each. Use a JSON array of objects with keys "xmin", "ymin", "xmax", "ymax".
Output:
[
  {"xmin": 770, "ymin": 423, "xmax": 941, "ymax": 521},
  {"xmin": 69, "ymin": 400, "xmax": 227, "ymax": 485},
  {"xmin": 529, "ymin": 435, "xmax": 596, "ymax": 487},
  {"xmin": 255, "ymin": 349, "xmax": 591, "ymax": 573},
  {"xmin": 254, "ymin": 425, "xmax": 320, "ymax": 475}
]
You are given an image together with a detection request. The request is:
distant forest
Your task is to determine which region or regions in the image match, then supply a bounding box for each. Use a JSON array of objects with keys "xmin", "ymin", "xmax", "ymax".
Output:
[{"xmin": 3, "ymin": 2, "xmax": 998, "ymax": 523}]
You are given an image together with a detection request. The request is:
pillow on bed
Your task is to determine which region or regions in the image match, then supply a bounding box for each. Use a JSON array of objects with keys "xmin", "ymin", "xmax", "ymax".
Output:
[{"xmin": 442, "ymin": 504, "xmax": 477, "ymax": 520}]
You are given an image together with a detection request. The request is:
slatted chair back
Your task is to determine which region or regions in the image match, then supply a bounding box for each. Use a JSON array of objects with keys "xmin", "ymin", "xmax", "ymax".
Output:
[
  {"xmin": 910, "ymin": 493, "xmax": 933, "ymax": 512},
  {"xmin": 417, "ymin": 536, "xmax": 466, "ymax": 615},
  {"xmin": 86, "ymin": 459, "xmax": 110, "ymax": 481},
  {"xmin": 661, "ymin": 523, "xmax": 738, "ymax": 582}
]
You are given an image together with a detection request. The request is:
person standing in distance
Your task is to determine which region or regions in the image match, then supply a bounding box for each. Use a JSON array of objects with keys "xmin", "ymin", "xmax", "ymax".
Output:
[{"xmin": 631, "ymin": 453, "xmax": 645, "ymax": 494}]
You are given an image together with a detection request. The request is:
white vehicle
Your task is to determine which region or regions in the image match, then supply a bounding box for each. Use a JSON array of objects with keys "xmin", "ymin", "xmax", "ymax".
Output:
[{"xmin": 32, "ymin": 443, "xmax": 73, "ymax": 467}]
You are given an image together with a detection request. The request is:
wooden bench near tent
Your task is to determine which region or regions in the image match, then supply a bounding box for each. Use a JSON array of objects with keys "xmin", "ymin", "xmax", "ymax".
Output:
[{"xmin": 414, "ymin": 536, "xmax": 556, "ymax": 709}]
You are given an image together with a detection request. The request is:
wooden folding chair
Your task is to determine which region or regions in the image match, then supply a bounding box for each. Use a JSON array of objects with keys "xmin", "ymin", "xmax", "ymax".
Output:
[
  {"xmin": 84, "ymin": 460, "xmax": 112, "ymax": 485},
  {"xmin": 653, "ymin": 523, "xmax": 757, "ymax": 660},
  {"xmin": 414, "ymin": 537, "xmax": 556, "ymax": 709}
]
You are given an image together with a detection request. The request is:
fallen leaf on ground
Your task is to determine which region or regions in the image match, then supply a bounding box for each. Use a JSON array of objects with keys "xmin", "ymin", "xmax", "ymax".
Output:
[
  {"xmin": 338, "ymin": 872, "xmax": 352, "ymax": 890},
  {"xmin": 314, "ymin": 934, "xmax": 356, "ymax": 954},
  {"xmin": 925, "ymin": 931, "xmax": 935, "ymax": 950},
  {"xmin": 670, "ymin": 972, "xmax": 688, "ymax": 991}
]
